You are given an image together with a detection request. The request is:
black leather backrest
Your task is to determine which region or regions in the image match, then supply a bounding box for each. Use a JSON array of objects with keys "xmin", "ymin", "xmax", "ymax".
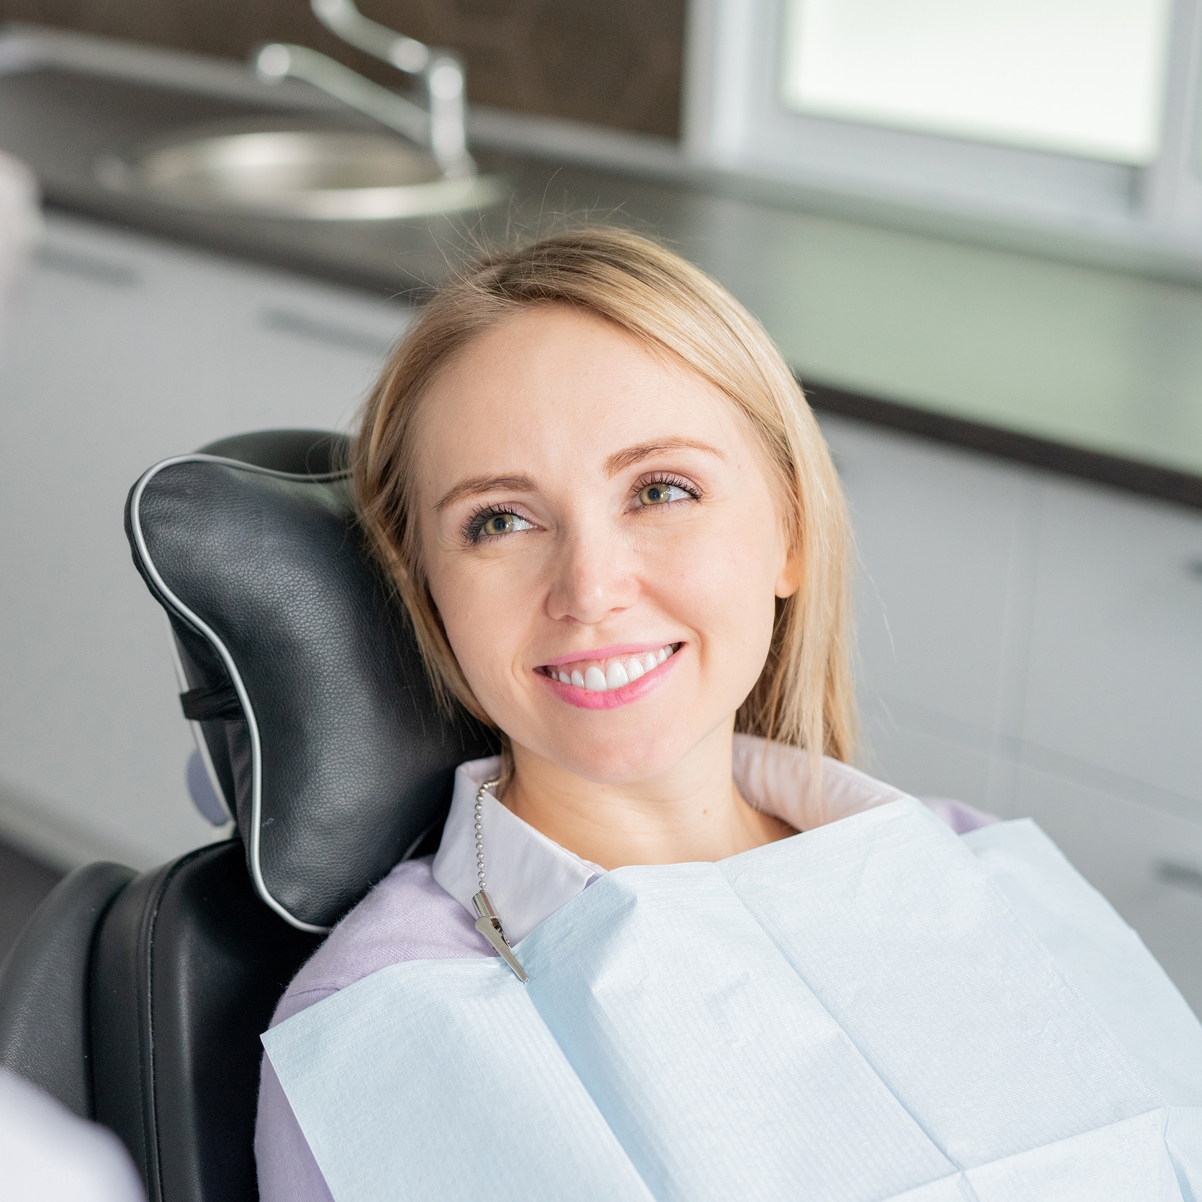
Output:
[
  {"xmin": 0, "ymin": 862, "xmax": 135, "ymax": 1118},
  {"xmin": 90, "ymin": 842, "xmax": 322, "ymax": 1202},
  {"xmin": 125, "ymin": 430, "xmax": 497, "ymax": 931}
]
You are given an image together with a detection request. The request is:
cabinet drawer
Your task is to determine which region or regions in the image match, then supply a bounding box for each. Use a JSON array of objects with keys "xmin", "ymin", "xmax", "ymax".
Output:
[
  {"xmin": 1022, "ymin": 477, "xmax": 1202, "ymax": 804},
  {"xmin": 1016, "ymin": 764, "xmax": 1202, "ymax": 1016}
]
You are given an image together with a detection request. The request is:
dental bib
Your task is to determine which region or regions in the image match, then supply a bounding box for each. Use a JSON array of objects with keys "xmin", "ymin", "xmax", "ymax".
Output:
[{"xmin": 263, "ymin": 799, "xmax": 1202, "ymax": 1201}]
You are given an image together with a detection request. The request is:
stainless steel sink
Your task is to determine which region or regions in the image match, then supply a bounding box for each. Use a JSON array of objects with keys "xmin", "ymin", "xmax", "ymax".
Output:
[{"xmin": 96, "ymin": 127, "xmax": 507, "ymax": 220}]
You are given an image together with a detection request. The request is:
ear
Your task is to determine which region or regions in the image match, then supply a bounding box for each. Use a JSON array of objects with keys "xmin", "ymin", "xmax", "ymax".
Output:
[{"xmin": 774, "ymin": 545, "xmax": 801, "ymax": 599}]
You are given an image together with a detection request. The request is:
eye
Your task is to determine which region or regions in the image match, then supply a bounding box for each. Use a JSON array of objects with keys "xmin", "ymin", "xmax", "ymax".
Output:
[
  {"xmin": 467, "ymin": 509, "xmax": 534, "ymax": 542},
  {"xmin": 482, "ymin": 513, "xmax": 517, "ymax": 537},
  {"xmin": 636, "ymin": 480, "xmax": 694, "ymax": 507}
]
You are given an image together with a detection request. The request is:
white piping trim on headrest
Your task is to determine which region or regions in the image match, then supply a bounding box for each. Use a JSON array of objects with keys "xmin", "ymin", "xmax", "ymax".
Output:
[{"xmin": 130, "ymin": 452, "xmax": 349, "ymax": 934}]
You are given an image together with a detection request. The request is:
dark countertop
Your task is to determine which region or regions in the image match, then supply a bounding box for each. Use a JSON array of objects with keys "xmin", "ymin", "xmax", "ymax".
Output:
[{"xmin": 4, "ymin": 26, "xmax": 1201, "ymax": 510}]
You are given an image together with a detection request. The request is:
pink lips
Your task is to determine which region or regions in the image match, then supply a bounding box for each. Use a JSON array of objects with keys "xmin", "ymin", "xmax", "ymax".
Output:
[{"xmin": 537, "ymin": 643, "xmax": 684, "ymax": 710}]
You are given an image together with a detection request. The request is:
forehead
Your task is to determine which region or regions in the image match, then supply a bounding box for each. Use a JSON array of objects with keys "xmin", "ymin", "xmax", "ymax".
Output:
[{"xmin": 414, "ymin": 305, "xmax": 747, "ymax": 476}]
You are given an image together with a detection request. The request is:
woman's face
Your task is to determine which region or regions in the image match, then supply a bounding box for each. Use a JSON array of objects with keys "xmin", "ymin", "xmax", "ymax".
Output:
[{"xmin": 416, "ymin": 305, "xmax": 798, "ymax": 785}]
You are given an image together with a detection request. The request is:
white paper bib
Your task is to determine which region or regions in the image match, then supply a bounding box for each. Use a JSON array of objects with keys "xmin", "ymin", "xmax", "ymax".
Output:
[{"xmin": 264, "ymin": 799, "xmax": 1202, "ymax": 1201}]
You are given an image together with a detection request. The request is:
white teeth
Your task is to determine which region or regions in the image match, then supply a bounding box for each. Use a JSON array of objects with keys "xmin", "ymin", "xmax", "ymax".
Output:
[
  {"xmin": 605, "ymin": 661, "xmax": 629, "ymax": 690},
  {"xmin": 549, "ymin": 645, "xmax": 677, "ymax": 691}
]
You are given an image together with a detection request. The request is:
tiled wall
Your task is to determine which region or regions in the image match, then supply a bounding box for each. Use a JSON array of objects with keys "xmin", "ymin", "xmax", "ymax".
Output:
[{"xmin": 0, "ymin": 0, "xmax": 686, "ymax": 138}]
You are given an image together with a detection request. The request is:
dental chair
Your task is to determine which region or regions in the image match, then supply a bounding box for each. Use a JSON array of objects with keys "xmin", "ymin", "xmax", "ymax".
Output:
[{"xmin": 0, "ymin": 430, "xmax": 497, "ymax": 1202}]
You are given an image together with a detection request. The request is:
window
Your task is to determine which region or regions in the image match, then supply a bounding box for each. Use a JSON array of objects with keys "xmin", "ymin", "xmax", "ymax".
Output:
[
  {"xmin": 781, "ymin": 0, "xmax": 1170, "ymax": 163},
  {"xmin": 684, "ymin": 0, "xmax": 1202, "ymax": 252}
]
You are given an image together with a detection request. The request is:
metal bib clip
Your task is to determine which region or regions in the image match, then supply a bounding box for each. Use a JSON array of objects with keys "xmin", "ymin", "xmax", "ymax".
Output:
[{"xmin": 473, "ymin": 889, "xmax": 529, "ymax": 982}]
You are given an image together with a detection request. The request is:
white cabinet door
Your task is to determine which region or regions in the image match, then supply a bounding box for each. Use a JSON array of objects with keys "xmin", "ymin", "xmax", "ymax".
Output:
[
  {"xmin": 1022, "ymin": 475, "xmax": 1202, "ymax": 806},
  {"xmin": 0, "ymin": 214, "xmax": 408, "ymax": 868},
  {"xmin": 1015, "ymin": 763, "xmax": 1202, "ymax": 1016},
  {"xmin": 819, "ymin": 414, "xmax": 1037, "ymax": 810}
]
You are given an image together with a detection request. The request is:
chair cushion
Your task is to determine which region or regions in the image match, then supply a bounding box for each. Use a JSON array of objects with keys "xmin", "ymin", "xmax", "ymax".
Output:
[
  {"xmin": 90, "ymin": 842, "xmax": 322, "ymax": 1202},
  {"xmin": 124, "ymin": 431, "xmax": 496, "ymax": 931},
  {"xmin": 0, "ymin": 862, "xmax": 135, "ymax": 1117}
]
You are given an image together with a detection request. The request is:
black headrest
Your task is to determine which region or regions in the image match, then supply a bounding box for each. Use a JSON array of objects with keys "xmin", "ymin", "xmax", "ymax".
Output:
[{"xmin": 125, "ymin": 430, "xmax": 497, "ymax": 932}]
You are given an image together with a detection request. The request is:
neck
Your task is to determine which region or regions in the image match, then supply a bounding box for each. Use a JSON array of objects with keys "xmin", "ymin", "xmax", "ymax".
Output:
[{"xmin": 501, "ymin": 721, "xmax": 795, "ymax": 870}]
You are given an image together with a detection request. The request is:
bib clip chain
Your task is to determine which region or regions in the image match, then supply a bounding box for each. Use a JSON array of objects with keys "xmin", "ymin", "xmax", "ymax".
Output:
[{"xmin": 472, "ymin": 777, "xmax": 529, "ymax": 983}]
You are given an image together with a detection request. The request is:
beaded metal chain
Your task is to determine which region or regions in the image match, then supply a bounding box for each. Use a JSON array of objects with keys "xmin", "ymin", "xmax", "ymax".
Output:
[
  {"xmin": 470, "ymin": 777, "xmax": 528, "ymax": 982},
  {"xmin": 474, "ymin": 776, "xmax": 494, "ymax": 897}
]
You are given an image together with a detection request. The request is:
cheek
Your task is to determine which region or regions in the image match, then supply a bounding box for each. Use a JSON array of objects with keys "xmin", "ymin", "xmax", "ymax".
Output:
[
  {"xmin": 423, "ymin": 549, "xmax": 520, "ymax": 715},
  {"xmin": 653, "ymin": 507, "xmax": 782, "ymax": 677},
  {"xmin": 426, "ymin": 543, "xmax": 571, "ymax": 742},
  {"xmin": 423, "ymin": 543, "xmax": 507, "ymax": 701}
]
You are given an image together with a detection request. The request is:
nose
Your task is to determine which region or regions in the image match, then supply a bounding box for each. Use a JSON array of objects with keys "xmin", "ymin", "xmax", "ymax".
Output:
[{"xmin": 545, "ymin": 526, "xmax": 640, "ymax": 625}]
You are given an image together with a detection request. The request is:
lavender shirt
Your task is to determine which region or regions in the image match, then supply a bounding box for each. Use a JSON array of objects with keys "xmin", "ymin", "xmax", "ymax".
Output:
[{"xmin": 254, "ymin": 739, "xmax": 995, "ymax": 1202}]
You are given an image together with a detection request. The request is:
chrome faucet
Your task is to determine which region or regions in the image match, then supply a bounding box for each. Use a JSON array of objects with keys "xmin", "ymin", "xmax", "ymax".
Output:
[
  {"xmin": 310, "ymin": 0, "xmax": 469, "ymax": 172},
  {"xmin": 254, "ymin": 0, "xmax": 472, "ymax": 177}
]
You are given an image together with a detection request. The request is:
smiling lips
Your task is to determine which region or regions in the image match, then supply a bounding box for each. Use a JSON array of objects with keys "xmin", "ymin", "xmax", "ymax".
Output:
[{"xmin": 538, "ymin": 643, "xmax": 680, "ymax": 692}]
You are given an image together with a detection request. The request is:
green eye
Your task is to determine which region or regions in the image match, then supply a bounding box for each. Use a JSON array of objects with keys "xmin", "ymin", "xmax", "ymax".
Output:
[
  {"xmin": 637, "ymin": 482, "xmax": 686, "ymax": 506},
  {"xmin": 469, "ymin": 510, "xmax": 534, "ymax": 542},
  {"xmin": 482, "ymin": 513, "xmax": 515, "ymax": 536}
]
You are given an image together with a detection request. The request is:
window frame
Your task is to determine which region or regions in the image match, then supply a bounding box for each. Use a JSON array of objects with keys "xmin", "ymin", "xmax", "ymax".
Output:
[{"xmin": 682, "ymin": 0, "xmax": 1202, "ymax": 246}]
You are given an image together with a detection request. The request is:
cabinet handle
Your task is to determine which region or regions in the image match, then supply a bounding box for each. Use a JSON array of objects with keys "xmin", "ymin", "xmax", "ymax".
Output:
[
  {"xmin": 1155, "ymin": 860, "xmax": 1202, "ymax": 895},
  {"xmin": 260, "ymin": 308, "xmax": 395, "ymax": 358},
  {"xmin": 37, "ymin": 245, "xmax": 140, "ymax": 288}
]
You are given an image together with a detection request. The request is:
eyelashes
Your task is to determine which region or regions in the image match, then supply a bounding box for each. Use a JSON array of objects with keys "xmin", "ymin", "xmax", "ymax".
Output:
[
  {"xmin": 462, "ymin": 505, "xmax": 523, "ymax": 544},
  {"xmin": 637, "ymin": 472, "xmax": 700, "ymax": 503},
  {"xmin": 461, "ymin": 473, "xmax": 702, "ymax": 545}
]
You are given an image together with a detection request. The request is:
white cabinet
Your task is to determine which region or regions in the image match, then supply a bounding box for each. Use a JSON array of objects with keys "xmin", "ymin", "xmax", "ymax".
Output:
[
  {"xmin": 1016, "ymin": 764, "xmax": 1202, "ymax": 1012},
  {"xmin": 819, "ymin": 414, "xmax": 1037, "ymax": 814},
  {"xmin": 1023, "ymin": 476, "xmax": 1202, "ymax": 804},
  {"xmin": 0, "ymin": 214, "xmax": 409, "ymax": 869},
  {"xmin": 820, "ymin": 411, "xmax": 1202, "ymax": 1012},
  {"xmin": 1015, "ymin": 476, "xmax": 1202, "ymax": 1009}
]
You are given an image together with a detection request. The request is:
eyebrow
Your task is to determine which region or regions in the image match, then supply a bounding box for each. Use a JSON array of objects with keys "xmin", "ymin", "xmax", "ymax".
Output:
[
  {"xmin": 433, "ymin": 438, "xmax": 726, "ymax": 511},
  {"xmin": 604, "ymin": 437, "xmax": 726, "ymax": 476},
  {"xmin": 434, "ymin": 473, "xmax": 536, "ymax": 511}
]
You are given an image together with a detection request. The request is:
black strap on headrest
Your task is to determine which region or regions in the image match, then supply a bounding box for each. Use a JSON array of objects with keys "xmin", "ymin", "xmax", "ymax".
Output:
[
  {"xmin": 179, "ymin": 682, "xmax": 243, "ymax": 722},
  {"xmin": 125, "ymin": 430, "xmax": 497, "ymax": 932}
]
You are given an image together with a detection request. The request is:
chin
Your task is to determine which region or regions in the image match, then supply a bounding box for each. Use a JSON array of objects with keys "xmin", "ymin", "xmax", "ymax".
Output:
[{"xmin": 541, "ymin": 720, "xmax": 701, "ymax": 786}]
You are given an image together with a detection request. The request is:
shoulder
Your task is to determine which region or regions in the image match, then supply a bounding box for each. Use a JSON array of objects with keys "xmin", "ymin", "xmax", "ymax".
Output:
[{"xmin": 269, "ymin": 855, "xmax": 489, "ymax": 1027}]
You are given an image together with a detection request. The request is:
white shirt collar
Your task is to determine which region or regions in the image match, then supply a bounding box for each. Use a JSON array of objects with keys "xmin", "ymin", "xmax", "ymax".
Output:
[{"xmin": 432, "ymin": 732, "xmax": 910, "ymax": 944}]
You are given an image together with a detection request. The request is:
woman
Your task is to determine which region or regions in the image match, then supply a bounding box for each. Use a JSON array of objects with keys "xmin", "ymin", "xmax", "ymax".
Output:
[{"xmin": 256, "ymin": 230, "xmax": 1201, "ymax": 1202}]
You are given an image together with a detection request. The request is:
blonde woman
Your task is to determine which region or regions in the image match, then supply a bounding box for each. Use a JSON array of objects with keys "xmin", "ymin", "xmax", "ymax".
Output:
[{"xmin": 255, "ymin": 230, "xmax": 1201, "ymax": 1202}]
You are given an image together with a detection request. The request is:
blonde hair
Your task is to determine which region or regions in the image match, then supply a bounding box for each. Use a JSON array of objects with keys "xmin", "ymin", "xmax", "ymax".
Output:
[{"xmin": 353, "ymin": 228, "xmax": 856, "ymax": 765}]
